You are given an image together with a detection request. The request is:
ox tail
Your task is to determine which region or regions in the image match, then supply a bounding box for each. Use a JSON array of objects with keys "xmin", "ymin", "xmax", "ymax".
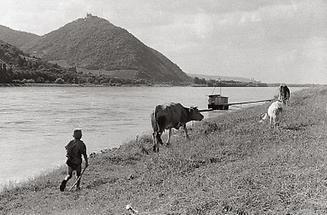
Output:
[
  {"xmin": 153, "ymin": 106, "xmax": 161, "ymax": 131},
  {"xmin": 152, "ymin": 106, "xmax": 164, "ymax": 149},
  {"xmin": 154, "ymin": 105, "xmax": 160, "ymax": 121},
  {"xmin": 154, "ymin": 106, "xmax": 167, "ymax": 131}
]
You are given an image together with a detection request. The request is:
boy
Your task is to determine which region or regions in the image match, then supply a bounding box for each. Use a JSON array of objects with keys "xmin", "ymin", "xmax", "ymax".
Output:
[{"xmin": 60, "ymin": 129, "xmax": 88, "ymax": 191}]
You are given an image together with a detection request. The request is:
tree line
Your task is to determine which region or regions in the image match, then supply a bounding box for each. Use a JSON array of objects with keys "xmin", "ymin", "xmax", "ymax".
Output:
[
  {"xmin": 193, "ymin": 77, "xmax": 268, "ymax": 87},
  {"xmin": 0, "ymin": 57, "xmax": 152, "ymax": 86}
]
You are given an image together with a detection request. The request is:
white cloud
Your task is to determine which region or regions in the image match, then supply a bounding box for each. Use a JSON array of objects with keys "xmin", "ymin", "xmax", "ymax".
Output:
[{"xmin": 192, "ymin": 13, "xmax": 214, "ymax": 39}]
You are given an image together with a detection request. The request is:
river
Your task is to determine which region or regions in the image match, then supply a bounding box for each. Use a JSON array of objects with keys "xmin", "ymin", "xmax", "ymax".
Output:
[{"xmin": 0, "ymin": 86, "xmax": 301, "ymax": 187}]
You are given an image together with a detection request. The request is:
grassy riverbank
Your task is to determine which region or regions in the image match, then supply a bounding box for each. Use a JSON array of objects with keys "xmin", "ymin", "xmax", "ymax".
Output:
[{"xmin": 1, "ymin": 87, "xmax": 327, "ymax": 215}]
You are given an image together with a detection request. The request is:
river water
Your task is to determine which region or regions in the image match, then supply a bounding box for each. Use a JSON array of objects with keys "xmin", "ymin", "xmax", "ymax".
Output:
[{"xmin": 0, "ymin": 86, "xmax": 300, "ymax": 187}]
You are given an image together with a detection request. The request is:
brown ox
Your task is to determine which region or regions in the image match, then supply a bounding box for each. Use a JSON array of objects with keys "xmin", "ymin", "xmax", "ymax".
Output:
[
  {"xmin": 151, "ymin": 103, "xmax": 204, "ymax": 152},
  {"xmin": 279, "ymin": 84, "xmax": 290, "ymax": 105}
]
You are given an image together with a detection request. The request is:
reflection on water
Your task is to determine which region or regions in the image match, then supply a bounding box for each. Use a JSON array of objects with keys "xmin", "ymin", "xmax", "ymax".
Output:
[{"xmin": 0, "ymin": 86, "xmax": 301, "ymax": 186}]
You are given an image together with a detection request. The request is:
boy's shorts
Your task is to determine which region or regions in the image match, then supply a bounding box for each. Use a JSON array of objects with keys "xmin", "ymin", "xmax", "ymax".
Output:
[
  {"xmin": 66, "ymin": 159, "xmax": 81, "ymax": 173},
  {"xmin": 67, "ymin": 164, "xmax": 82, "ymax": 176}
]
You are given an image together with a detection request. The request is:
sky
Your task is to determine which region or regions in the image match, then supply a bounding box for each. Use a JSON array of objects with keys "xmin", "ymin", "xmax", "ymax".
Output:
[{"xmin": 0, "ymin": 0, "xmax": 326, "ymax": 84}]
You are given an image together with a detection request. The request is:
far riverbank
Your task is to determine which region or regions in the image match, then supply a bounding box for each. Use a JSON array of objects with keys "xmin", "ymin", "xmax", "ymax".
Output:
[{"xmin": 1, "ymin": 82, "xmax": 321, "ymax": 88}]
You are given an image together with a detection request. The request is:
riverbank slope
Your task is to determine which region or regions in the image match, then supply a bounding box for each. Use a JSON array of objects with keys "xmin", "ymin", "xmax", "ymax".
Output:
[{"xmin": 1, "ymin": 87, "xmax": 327, "ymax": 214}]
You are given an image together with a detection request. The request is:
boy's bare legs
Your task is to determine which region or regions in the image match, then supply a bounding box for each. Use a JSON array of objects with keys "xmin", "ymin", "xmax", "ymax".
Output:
[
  {"xmin": 60, "ymin": 166, "xmax": 74, "ymax": 191},
  {"xmin": 75, "ymin": 165, "xmax": 82, "ymax": 190}
]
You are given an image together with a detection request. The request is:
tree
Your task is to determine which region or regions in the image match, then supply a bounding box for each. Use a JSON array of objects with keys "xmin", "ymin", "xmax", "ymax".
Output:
[
  {"xmin": 0, "ymin": 64, "xmax": 12, "ymax": 83},
  {"xmin": 193, "ymin": 77, "xmax": 201, "ymax": 84}
]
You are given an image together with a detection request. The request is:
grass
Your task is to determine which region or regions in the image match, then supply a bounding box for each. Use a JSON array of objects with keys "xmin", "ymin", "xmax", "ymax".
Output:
[{"xmin": 1, "ymin": 86, "xmax": 327, "ymax": 215}]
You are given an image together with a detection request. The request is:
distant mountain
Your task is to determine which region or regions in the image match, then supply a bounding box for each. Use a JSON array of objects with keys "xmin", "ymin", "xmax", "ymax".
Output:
[
  {"xmin": 22, "ymin": 14, "xmax": 189, "ymax": 83},
  {"xmin": 188, "ymin": 73, "xmax": 259, "ymax": 83},
  {"xmin": 0, "ymin": 25, "xmax": 40, "ymax": 49}
]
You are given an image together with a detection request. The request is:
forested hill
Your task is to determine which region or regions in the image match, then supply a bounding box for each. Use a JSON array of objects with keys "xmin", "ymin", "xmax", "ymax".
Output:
[
  {"xmin": 0, "ymin": 25, "xmax": 40, "ymax": 49},
  {"xmin": 0, "ymin": 39, "xmax": 25, "ymax": 65},
  {"xmin": 23, "ymin": 14, "xmax": 190, "ymax": 83},
  {"xmin": 0, "ymin": 40, "xmax": 153, "ymax": 85},
  {"xmin": 0, "ymin": 40, "xmax": 77, "ymax": 84}
]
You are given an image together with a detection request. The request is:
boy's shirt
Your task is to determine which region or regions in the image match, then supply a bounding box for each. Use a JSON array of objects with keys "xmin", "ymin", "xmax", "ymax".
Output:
[{"xmin": 65, "ymin": 139, "xmax": 87, "ymax": 166}]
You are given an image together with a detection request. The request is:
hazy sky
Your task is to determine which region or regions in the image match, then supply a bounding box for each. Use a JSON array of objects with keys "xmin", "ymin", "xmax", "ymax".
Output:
[{"xmin": 1, "ymin": 0, "xmax": 326, "ymax": 84}]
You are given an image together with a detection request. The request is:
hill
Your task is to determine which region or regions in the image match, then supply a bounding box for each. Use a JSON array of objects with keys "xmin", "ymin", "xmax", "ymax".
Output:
[
  {"xmin": 0, "ymin": 25, "xmax": 40, "ymax": 49},
  {"xmin": 0, "ymin": 39, "xmax": 78, "ymax": 84},
  {"xmin": 0, "ymin": 39, "xmax": 25, "ymax": 65},
  {"xmin": 1, "ymin": 87, "xmax": 327, "ymax": 214},
  {"xmin": 0, "ymin": 39, "xmax": 153, "ymax": 86},
  {"xmin": 23, "ymin": 14, "xmax": 190, "ymax": 83}
]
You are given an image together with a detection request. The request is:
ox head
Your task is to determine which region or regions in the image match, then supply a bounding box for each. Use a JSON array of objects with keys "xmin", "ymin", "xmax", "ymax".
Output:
[{"xmin": 189, "ymin": 106, "xmax": 204, "ymax": 121}]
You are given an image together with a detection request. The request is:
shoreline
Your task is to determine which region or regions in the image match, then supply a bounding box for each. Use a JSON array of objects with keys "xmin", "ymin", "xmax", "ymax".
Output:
[
  {"xmin": 1, "ymin": 86, "xmax": 327, "ymax": 214},
  {"xmin": 0, "ymin": 82, "xmax": 320, "ymax": 88},
  {"xmin": 0, "ymin": 93, "xmax": 275, "ymax": 190}
]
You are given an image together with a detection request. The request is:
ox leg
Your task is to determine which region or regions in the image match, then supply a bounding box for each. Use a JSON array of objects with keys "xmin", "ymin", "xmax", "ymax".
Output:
[
  {"xmin": 157, "ymin": 131, "xmax": 163, "ymax": 145},
  {"xmin": 153, "ymin": 143, "xmax": 159, "ymax": 153},
  {"xmin": 183, "ymin": 124, "xmax": 190, "ymax": 139},
  {"xmin": 276, "ymin": 113, "xmax": 281, "ymax": 127},
  {"xmin": 152, "ymin": 132, "xmax": 156, "ymax": 144},
  {"xmin": 273, "ymin": 117, "xmax": 277, "ymax": 129},
  {"xmin": 152, "ymin": 131, "xmax": 163, "ymax": 152},
  {"xmin": 152, "ymin": 132, "xmax": 159, "ymax": 152},
  {"xmin": 166, "ymin": 128, "xmax": 172, "ymax": 145}
]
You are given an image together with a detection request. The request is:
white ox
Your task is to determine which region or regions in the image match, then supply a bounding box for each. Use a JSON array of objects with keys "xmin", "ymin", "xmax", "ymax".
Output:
[{"xmin": 260, "ymin": 100, "xmax": 283, "ymax": 128}]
